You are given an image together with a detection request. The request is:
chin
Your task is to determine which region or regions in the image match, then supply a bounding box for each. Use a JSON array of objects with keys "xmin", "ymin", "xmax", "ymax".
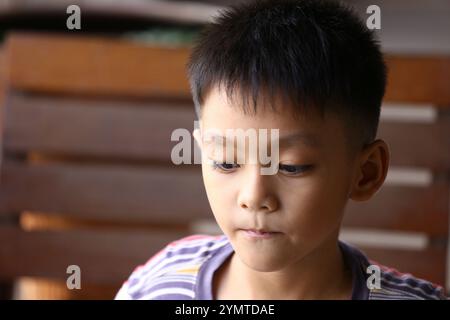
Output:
[{"xmin": 234, "ymin": 245, "xmax": 291, "ymax": 272}]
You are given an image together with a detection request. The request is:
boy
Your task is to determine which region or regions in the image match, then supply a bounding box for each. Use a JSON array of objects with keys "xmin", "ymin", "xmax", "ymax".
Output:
[{"xmin": 115, "ymin": 0, "xmax": 447, "ymax": 300}]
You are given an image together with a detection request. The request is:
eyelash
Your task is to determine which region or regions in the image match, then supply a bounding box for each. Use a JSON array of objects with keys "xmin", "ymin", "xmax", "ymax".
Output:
[{"xmin": 209, "ymin": 160, "xmax": 313, "ymax": 175}]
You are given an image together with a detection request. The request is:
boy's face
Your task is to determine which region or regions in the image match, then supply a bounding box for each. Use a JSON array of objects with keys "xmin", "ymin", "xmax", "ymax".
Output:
[{"xmin": 195, "ymin": 86, "xmax": 359, "ymax": 272}]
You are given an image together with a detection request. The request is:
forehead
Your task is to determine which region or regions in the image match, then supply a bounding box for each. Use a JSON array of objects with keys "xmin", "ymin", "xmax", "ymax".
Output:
[{"xmin": 201, "ymin": 86, "xmax": 347, "ymax": 149}]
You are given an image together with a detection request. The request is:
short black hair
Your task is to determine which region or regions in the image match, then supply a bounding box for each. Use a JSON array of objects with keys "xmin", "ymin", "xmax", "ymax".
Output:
[{"xmin": 186, "ymin": 0, "xmax": 387, "ymax": 151}]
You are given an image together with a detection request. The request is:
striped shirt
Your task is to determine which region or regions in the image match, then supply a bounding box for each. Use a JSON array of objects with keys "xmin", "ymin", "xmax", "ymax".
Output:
[{"xmin": 114, "ymin": 234, "xmax": 447, "ymax": 300}]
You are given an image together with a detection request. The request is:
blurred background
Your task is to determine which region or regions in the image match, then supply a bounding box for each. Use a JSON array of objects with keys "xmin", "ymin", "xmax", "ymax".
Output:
[{"xmin": 0, "ymin": 0, "xmax": 449, "ymax": 299}]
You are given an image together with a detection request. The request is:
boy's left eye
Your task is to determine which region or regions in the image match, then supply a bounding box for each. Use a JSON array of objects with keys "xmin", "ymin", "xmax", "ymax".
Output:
[{"xmin": 278, "ymin": 164, "xmax": 313, "ymax": 175}]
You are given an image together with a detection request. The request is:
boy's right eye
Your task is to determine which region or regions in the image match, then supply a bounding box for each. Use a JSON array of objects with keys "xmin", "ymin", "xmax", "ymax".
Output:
[{"xmin": 210, "ymin": 160, "xmax": 240, "ymax": 172}]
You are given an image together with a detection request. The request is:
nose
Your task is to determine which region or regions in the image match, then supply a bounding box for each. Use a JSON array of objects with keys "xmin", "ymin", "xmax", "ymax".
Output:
[{"xmin": 237, "ymin": 165, "xmax": 279, "ymax": 213}]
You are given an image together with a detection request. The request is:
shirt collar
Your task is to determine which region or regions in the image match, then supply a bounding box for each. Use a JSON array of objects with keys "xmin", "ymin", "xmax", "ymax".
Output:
[{"xmin": 195, "ymin": 236, "xmax": 371, "ymax": 300}]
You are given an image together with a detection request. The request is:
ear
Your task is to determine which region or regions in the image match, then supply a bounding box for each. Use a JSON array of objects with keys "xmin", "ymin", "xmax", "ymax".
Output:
[{"xmin": 349, "ymin": 139, "xmax": 390, "ymax": 201}]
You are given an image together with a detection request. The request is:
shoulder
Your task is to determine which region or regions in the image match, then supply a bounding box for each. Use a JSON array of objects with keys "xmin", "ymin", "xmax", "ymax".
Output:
[
  {"xmin": 369, "ymin": 264, "xmax": 448, "ymax": 300},
  {"xmin": 338, "ymin": 241, "xmax": 447, "ymax": 300},
  {"xmin": 115, "ymin": 234, "xmax": 228, "ymax": 300}
]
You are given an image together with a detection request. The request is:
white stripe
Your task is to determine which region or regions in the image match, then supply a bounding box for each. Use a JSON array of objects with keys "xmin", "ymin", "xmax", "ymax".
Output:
[
  {"xmin": 190, "ymin": 220, "xmax": 222, "ymax": 234},
  {"xmin": 373, "ymin": 286, "xmax": 425, "ymax": 300},
  {"xmin": 142, "ymin": 279, "xmax": 197, "ymax": 294},
  {"xmin": 370, "ymin": 294, "xmax": 418, "ymax": 300},
  {"xmin": 152, "ymin": 274, "xmax": 197, "ymax": 281},
  {"xmin": 385, "ymin": 167, "xmax": 433, "ymax": 187},
  {"xmin": 114, "ymin": 285, "xmax": 133, "ymax": 300},
  {"xmin": 139, "ymin": 276, "xmax": 196, "ymax": 290},
  {"xmin": 140, "ymin": 288, "xmax": 195, "ymax": 300},
  {"xmin": 381, "ymin": 104, "xmax": 437, "ymax": 123},
  {"xmin": 372, "ymin": 292, "xmax": 425, "ymax": 300},
  {"xmin": 339, "ymin": 228, "xmax": 428, "ymax": 250},
  {"xmin": 134, "ymin": 272, "xmax": 196, "ymax": 286},
  {"xmin": 150, "ymin": 277, "xmax": 196, "ymax": 286},
  {"xmin": 135, "ymin": 259, "xmax": 201, "ymax": 286},
  {"xmin": 381, "ymin": 277, "xmax": 439, "ymax": 299}
]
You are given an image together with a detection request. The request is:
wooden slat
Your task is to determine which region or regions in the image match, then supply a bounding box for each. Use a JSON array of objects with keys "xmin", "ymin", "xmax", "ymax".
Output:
[
  {"xmin": 384, "ymin": 55, "xmax": 450, "ymax": 106},
  {"xmin": 5, "ymin": 33, "xmax": 192, "ymax": 99},
  {"xmin": 377, "ymin": 113, "xmax": 450, "ymax": 170},
  {"xmin": 0, "ymin": 48, "xmax": 5, "ymax": 162},
  {"xmin": 0, "ymin": 0, "xmax": 219, "ymax": 25},
  {"xmin": 3, "ymin": 94, "xmax": 196, "ymax": 161},
  {"xmin": 0, "ymin": 161, "xmax": 211, "ymax": 223},
  {"xmin": 360, "ymin": 246, "xmax": 447, "ymax": 287},
  {"xmin": 0, "ymin": 52, "xmax": 12, "ymax": 298},
  {"xmin": 0, "ymin": 225, "xmax": 188, "ymax": 284},
  {"xmin": 3, "ymin": 94, "xmax": 449, "ymax": 168},
  {"xmin": 0, "ymin": 224, "xmax": 445, "ymax": 288},
  {"xmin": 4, "ymin": 34, "xmax": 450, "ymax": 106},
  {"xmin": 0, "ymin": 160, "xmax": 446, "ymax": 235},
  {"xmin": 15, "ymin": 278, "xmax": 120, "ymax": 300},
  {"xmin": 343, "ymin": 183, "xmax": 449, "ymax": 236},
  {"xmin": 0, "ymin": 47, "xmax": 6, "ymax": 119},
  {"xmin": 0, "ymin": 47, "xmax": 5, "ymax": 90}
]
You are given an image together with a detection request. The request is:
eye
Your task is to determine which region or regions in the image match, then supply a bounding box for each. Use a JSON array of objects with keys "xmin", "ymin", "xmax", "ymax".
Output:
[
  {"xmin": 210, "ymin": 160, "xmax": 240, "ymax": 172},
  {"xmin": 278, "ymin": 164, "xmax": 313, "ymax": 175}
]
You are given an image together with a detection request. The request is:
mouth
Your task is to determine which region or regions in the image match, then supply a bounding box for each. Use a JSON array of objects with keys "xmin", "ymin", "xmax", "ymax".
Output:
[{"xmin": 239, "ymin": 228, "xmax": 282, "ymax": 239}]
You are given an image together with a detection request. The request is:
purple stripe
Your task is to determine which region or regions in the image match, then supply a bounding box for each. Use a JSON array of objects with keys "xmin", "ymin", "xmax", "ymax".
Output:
[
  {"xmin": 133, "ymin": 280, "xmax": 195, "ymax": 300},
  {"xmin": 149, "ymin": 256, "xmax": 206, "ymax": 276},
  {"xmin": 138, "ymin": 239, "xmax": 227, "ymax": 279},
  {"xmin": 152, "ymin": 293, "xmax": 194, "ymax": 300},
  {"xmin": 380, "ymin": 279, "xmax": 442, "ymax": 300},
  {"xmin": 128, "ymin": 257, "xmax": 202, "ymax": 291},
  {"xmin": 129, "ymin": 274, "xmax": 195, "ymax": 292},
  {"xmin": 165, "ymin": 241, "xmax": 220, "ymax": 256},
  {"xmin": 382, "ymin": 272, "xmax": 441, "ymax": 296}
]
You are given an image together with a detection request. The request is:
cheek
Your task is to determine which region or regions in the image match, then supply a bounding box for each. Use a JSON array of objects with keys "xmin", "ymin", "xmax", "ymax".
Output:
[
  {"xmin": 201, "ymin": 164, "xmax": 234, "ymax": 227},
  {"xmin": 282, "ymin": 169, "xmax": 349, "ymax": 237}
]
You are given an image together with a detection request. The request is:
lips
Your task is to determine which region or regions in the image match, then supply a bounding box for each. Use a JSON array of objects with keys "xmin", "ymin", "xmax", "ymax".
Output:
[
  {"xmin": 240, "ymin": 228, "xmax": 282, "ymax": 239},
  {"xmin": 245, "ymin": 229, "xmax": 277, "ymax": 234}
]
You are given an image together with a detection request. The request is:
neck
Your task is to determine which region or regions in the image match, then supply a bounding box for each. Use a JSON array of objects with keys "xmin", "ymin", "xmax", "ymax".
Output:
[{"xmin": 219, "ymin": 234, "xmax": 352, "ymax": 300}]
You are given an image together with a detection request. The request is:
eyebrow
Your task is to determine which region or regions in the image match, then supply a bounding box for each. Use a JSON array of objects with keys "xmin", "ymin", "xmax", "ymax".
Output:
[{"xmin": 203, "ymin": 131, "xmax": 321, "ymax": 149}]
